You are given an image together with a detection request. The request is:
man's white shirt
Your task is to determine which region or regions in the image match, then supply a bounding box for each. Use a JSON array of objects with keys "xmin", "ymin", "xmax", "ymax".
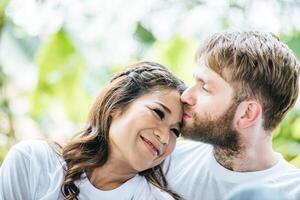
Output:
[{"xmin": 165, "ymin": 140, "xmax": 300, "ymax": 200}]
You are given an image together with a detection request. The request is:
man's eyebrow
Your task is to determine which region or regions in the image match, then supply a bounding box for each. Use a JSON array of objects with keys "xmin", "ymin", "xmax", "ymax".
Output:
[
  {"xmin": 193, "ymin": 73, "xmax": 215, "ymax": 90},
  {"xmin": 193, "ymin": 73, "xmax": 206, "ymax": 83},
  {"xmin": 155, "ymin": 102, "xmax": 171, "ymax": 114}
]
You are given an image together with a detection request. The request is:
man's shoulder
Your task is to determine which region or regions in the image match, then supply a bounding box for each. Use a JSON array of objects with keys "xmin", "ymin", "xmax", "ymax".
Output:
[
  {"xmin": 274, "ymin": 159, "xmax": 300, "ymax": 179},
  {"xmin": 173, "ymin": 139, "xmax": 212, "ymax": 156},
  {"xmin": 170, "ymin": 139, "xmax": 212, "ymax": 167},
  {"xmin": 270, "ymin": 162, "xmax": 300, "ymax": 200},
  {"xmin": 163, "ymin": 139, "xmax": 212, "ymax": 178}
]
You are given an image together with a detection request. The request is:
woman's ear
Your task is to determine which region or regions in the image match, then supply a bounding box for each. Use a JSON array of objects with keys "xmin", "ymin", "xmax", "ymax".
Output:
[
  {"xmin": 110, "ymin": 109, "xmax": 123, "ymax": 120},
  {"xmin": 234, "ymin": 100, "xmax": 262, "ymax": 130}
]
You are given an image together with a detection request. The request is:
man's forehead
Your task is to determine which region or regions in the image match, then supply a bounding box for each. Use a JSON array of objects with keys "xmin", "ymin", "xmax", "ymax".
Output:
[
  {"xmin": 194, "ymin": 60, "xmax": 227, "ymax": 85},
  {"xmin": 194, "ymin": 62, "xmax": 214, "ymax": 81}
]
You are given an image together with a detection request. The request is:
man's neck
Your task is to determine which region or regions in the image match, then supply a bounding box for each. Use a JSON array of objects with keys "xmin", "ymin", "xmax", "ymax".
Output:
[{"xmin": 213, "ymin": 135, "xmax": 278, "ymax": 172}]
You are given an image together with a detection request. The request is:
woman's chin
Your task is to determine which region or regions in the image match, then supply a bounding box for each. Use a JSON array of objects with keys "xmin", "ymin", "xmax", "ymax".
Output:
[{"xmin": 131, "ymin": 160, "xmax": 161, "ymax": 172}]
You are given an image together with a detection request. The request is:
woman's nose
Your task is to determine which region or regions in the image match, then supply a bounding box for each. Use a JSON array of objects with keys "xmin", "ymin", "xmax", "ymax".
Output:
[{"xmin": 153, "ymin": 129, "xmax": 169, "ymax": 145}]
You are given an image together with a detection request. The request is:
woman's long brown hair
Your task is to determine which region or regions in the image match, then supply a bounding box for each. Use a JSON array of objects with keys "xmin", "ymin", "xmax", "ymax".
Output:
[{"xmin": 54, "ymin": 61, "xmax": 185, "ymax": 200}]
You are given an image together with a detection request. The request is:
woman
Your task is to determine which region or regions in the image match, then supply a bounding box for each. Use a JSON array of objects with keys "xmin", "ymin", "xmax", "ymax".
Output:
[{"xmin": 0, "ymin": 61, "xmax": 184, "ymax": 200}]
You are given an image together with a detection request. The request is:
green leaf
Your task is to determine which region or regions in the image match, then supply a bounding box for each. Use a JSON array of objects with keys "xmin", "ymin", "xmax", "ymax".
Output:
[
  {"xmin": 291, "ymin": 117, "xmax": 300, "ymax": 140},
  {"xmin": 0, "ymin": 0, "xmax": 9, "ymax": 33},
  {"xmin": 30, "ymin": 30, "xmax": 89, "ymax": 123},
  {"xmin": 134, "ymin": 22, "xmax": 156, "ymax": 44},
  {"xmin": 146, "ymin": 36, "xmax": 197, "ymax": 84},
  {"xmin": 290, "ymin": 155, "xmax": 300, "ymax": 168},
  {"xmin": 282, "ymin": 31, "xmax": 300, "ymax": 59},
  {"xmin": 0, "ymin": 145, "xmax": 9, "ymax": 165}
]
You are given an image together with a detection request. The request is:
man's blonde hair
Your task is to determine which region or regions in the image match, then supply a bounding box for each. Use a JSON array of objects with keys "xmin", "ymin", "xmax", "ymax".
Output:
[{"xmin": 196, "ymin": 31, "xmax": 300, "ymax": 130}]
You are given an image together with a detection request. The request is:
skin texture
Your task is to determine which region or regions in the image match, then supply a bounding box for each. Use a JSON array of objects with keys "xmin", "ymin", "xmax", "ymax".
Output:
[
  {"xmin": 89, "ymin": 89, "xmax": 183, "ymax": 190},
  {"xmin": 181, "ymin": 58, "xmax": 277, "ymax": 172},
  {"xmin": 181, "ymin": 58, "xmax": 240, "ymax": 150}
]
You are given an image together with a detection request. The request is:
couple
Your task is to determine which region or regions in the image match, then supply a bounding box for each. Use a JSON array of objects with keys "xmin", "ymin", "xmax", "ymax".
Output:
[{"xmin": 1, "ymin": 31, "xmax": 300, "ymax": 200}]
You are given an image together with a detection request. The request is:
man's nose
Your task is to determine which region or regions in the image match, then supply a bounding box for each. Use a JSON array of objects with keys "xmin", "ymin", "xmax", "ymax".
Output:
[{"xmin": 181, "ymin": 87, "xmax": 196, "ymax": 106}]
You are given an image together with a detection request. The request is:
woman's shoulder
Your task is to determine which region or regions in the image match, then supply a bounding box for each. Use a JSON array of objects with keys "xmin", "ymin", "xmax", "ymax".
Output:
[
  {"xmin": 12, "ymin": 139, "xmax": 57, "ymax": 157},
  {"xmin": 10, "ymin": 139, "xmax": 64, "ymax": 170},
  {"xmin": 12, "ymin": 139, "xmax": 49, "ymax": 152},
  {"xmin": 1, "ymin": 139, "xmax": 65, "ymax": 199}
]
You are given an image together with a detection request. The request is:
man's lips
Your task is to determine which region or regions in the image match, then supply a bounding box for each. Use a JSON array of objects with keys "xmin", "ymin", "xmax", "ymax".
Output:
[
  {"xmin": 183, "ymin": 112, "xmax": 192, "ymax": 119},
  {"xmin": 140, "ymin": 136, "xmax": 161, "ymax": 157}
]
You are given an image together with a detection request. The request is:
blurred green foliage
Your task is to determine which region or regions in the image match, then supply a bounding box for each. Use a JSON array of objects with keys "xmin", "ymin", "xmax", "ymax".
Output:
[
  {"xmin": 147, "ymin": 36, "xmax": 197, "ymax": 85},
  {"xmin": 31, "ymin": 30, "xmax": 89, "ymax": 123},
  {"xmin": 0, "ymin": 1, "xmax": 300, "ymax": 168},
  {"xmin": 277, "ymin": 32, "xmax": 300, "ymax": 167},
  {"xmin": 134, "ymin": 22, "xmax": 156, "ymax": 45},
  {"xmin": 273, "ymin": 111, "xmax": 300, "ymax": 167},
  {"xmin": 284, "ymin": 31, "xmax": 300, "ymax": 59},
  {"xmin": 0, "ymin": 0, "xmax": 12, "ymax": 164},
  {"xmin": 0, "ymin": 0, "xmax": 9, "ymax": 33}
]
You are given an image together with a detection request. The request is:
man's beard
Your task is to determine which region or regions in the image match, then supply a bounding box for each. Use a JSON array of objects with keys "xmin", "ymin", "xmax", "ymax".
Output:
[{"xmin": 182, "ymin": 101, "xmax": 240, "ymax": 152}]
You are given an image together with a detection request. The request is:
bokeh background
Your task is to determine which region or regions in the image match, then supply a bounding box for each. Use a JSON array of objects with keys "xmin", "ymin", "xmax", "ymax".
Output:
[{"xmin": 1, "ymin": 0, "xmax": 300, "ymax": 166}]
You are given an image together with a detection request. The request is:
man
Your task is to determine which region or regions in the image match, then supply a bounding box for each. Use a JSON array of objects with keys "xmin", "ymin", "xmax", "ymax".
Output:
[
  {"xmin": 165, "ymin": 31, "xmax": 300, "ymax": 200},
  {"xmin": 225, "ymin": 184, "xmax": 288, "ymax": 200}
]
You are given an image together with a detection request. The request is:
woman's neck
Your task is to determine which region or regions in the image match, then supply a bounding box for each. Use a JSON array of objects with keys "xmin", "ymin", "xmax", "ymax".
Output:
[{"xmin": 88, "ymin": 157, "xmax": 138, "ymax": 190}]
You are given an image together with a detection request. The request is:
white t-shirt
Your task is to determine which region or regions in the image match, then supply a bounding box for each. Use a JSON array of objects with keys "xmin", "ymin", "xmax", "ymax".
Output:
[
  {"xmin": 165, "ymin": 140, "xmax": 300, "ymax": 200},
  {"xmin": 0, "ymin": 140, "xmax": 174, "ymax": 200}
]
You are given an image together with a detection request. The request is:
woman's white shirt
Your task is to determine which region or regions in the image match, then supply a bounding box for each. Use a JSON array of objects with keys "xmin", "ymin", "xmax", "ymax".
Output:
[{"xmin": 0, "ymin": 140, "xmax": 173, "ymax": 200}]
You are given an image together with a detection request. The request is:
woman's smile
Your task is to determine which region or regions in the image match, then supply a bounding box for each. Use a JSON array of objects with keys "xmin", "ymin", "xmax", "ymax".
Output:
[
  {"xmin": 140, "ymin": 135, "xmax": 161, "ymax": 157},
  {"xmin": 109, "ymin": 89, "xmax": 182, "ymax": 171}
]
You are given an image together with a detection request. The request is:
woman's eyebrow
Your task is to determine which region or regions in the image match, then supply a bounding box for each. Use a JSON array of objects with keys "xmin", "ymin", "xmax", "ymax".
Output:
[{"xmin": 154, "ymin": 102, "xmax": 171, "ymax": 114}]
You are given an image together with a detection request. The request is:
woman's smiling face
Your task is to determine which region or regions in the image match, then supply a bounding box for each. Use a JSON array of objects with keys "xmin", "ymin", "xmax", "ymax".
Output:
[{"xmin": 108, "ymin": 89, "xmax": 183, "ymax": 172}]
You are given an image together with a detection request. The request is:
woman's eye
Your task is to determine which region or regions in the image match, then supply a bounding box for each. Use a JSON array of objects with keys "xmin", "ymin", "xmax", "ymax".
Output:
[
  {"xmin": 153, "ymin": 108, "xmax": 165, "ymax": 120},
  {"xmin": 171, "ymin": 128, "xmax": 181, "ymax": 138}
]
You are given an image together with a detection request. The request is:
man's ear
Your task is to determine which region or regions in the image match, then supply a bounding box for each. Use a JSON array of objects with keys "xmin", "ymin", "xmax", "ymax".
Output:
[{"xmin": 234, "ymin": 100, "xmax": 262, "ymax": 129}]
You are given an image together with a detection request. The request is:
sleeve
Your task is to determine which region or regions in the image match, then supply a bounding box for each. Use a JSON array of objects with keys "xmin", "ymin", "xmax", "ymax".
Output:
[{"xmin": 0, "ymin": 144, "xmax": 32, "ymax": 200}]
